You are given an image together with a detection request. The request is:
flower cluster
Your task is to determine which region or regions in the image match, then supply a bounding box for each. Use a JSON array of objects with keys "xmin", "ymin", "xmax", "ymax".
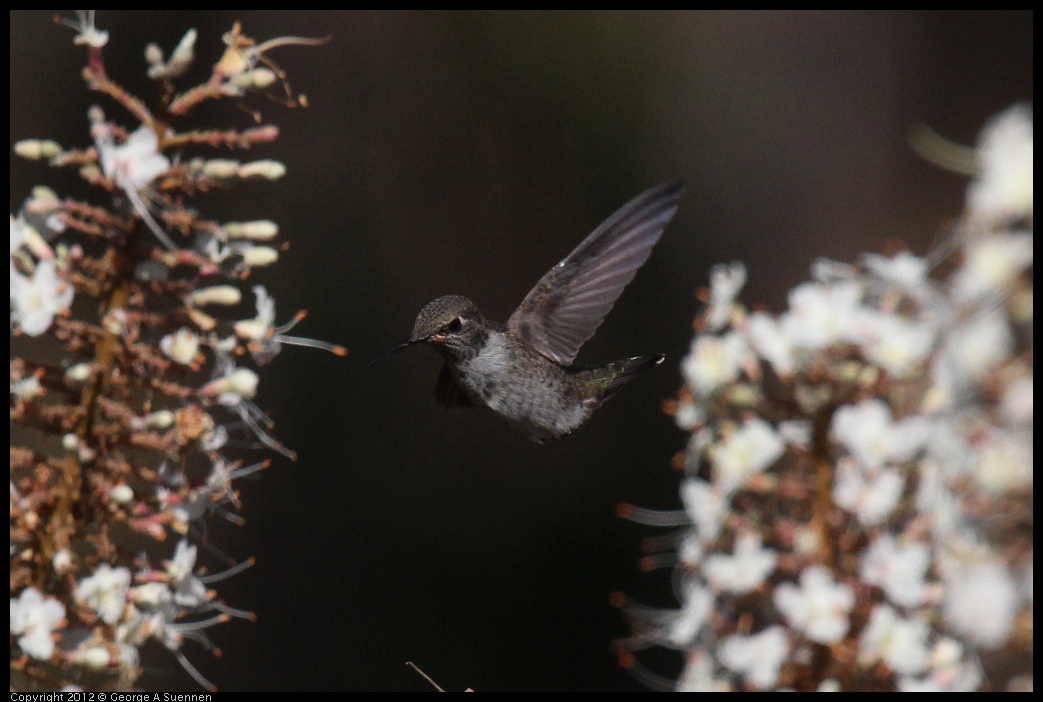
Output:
[
  {"xmin": 616, "ymin": 106, "xmax": 1032, "ymax": 691},
  {"xmin": 10, "ymin": 15, "xmax": 340, "ymax": 691}
]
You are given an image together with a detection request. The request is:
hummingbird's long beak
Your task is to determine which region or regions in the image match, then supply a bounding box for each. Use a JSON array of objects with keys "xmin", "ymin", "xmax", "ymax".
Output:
[{"xmin": 367, "ymin": 337, "xmax": 424, "ymax": 367}]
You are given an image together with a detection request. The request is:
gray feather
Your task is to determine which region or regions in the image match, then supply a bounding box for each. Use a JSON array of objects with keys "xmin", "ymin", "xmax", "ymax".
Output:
[{"xmin": 507, "ymin": 181, "xmax": 683, "ymax": 365}]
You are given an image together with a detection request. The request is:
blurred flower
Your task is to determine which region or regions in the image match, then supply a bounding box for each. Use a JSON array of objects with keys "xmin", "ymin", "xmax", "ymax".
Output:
[
  {"xmin": 618, "ymin": 106, "xmax": 1032, "ymax": 691},
  {"xmin": 10, "ymin": 259, "xmax": 74, "ymax": 336},
  {"xmin": 774, "ymin": 566, "xmax": 854, "ymax": 644},
  {"xmin": 76, "ymin": 564, "xmax": 131, "ymax": 625},
  {"xmin": 10, "ymin": 587, "xmax": 66, "ymax": 660},
  {"xmin": 10, "ymin": 17, "xmax": 336, "ymax": 691},
  {"xmin": 717, "ymin": 626, "xmax": 789, "ymax": 690}
]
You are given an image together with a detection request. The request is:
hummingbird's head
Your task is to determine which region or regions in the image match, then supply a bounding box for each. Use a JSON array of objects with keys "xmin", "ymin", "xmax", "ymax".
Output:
[
  {"xmin": 369, "ymin": 295, "xmax": 488, "ymax": 366},
  {"xmin": 408, "ymin": 295, "xmax": 488, "ymax": 360}
]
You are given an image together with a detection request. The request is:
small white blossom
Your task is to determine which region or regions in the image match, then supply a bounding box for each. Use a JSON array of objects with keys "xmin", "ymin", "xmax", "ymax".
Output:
[
  {"xmin": 862, "ymin": 251, "xmax": 929, "ymax": 297},
  {"xmin": 53, "ymin": 549, "xmax": 73, "ymax": 575},
  {"xmin": 937, "ymin": 309, "xmax": 1012, "ymax": 388},
  {"xmin": 10, "ymin": 259, "xmax": 75, "ymax": 336},
  {"xmin": 832, "ymin": 460, "xmax": 904, "ymax": 526},
  {"xmin": 705, "ymin": 261, "xmax": 747, "ymax": 331},
  {"xmin": 677, "ymin": 651, "xmax": 732, "ymax": 692},
  {"xmin": 673, "ymin": 399, "xmax": 705, "ymax": 431},
  {"xmin": 718, "ymin": 625, "xmax": 789, "ymax": 690},
  {"xmin": 222, "ymin": 220, "xmax": 279, "ymax": 241},
  {"xmin": 234, "ymin": 285, "xmax": 277, "ymax": 344},
  {"xmin": 1000, "ymin": 374, "xmax": 1033, "ymax": 424},
  {"xmin": 76, "ymin": 563, "xmax": 131, "ymax": 625},
  {"xmin": 966, "ymin": 105, "xmax": 1033, "ymax": 223},
  {"xmin": 167, "ymin": 540, "xmax": 209, "ymax": 607},
  {"xmin": 58, "ymin": 10, "xmax": 109, "ymax": 49},
  {"xmin": 187, "ymin": 285, "xmax": 242, "ymax": 307},
  {"xmin": 68, "ymin": 645, "xmax": 113, "ymax": 671},
  {"xmin": 952, "ymin": 233, "xmax": 1033, "ymax": 302},
  {"xmin": 109, "ymin": 483, "xmax": 134, "ymax": 504},
  {"xmin": 10, "ymin": 587, "xmax": 66, "ymax": 660},
  {"xmin": 200, "ymin": 367, "xmax": 259, "ymax": 402},
  {"xmin": 11, "ymin": 214, "xmax": 55, "ymax": 261},
  {"xmin": 10, "ymin": 374, "xmax": 44, "ymax": 404},
  {"xmin": 859, "ymin": 604, "xmax": 931, "ymax": 675},
  {"xmin": 682, "ymin": 332, "xmax": 749, "ymax": 397},
  {"xmin": 779, "ymin": 281, "xmax": 863, "ymax": 352},
  {"xmin": 860, "ymin": 534, "xmax": 931, "ymax": 608},
  {"xmin": 832, "ymin": 399, "xmax": 929, "ymax": 470},
  {"xmin": 941, "ymin": 556, "xmax": 1018, "ymax": 649},
  {"xmin": 240, "ymin": 244, "xmax": 279, "ymax": 267},
  {"xmin": 160, "ymin": 327, "xmax": 202, "ymax": 366},
  {"xmin": 669, "ymin": 581, "xmax": 714, "ymax": 645},
  {"xmin": 971, "ymin": 429, "xmax": 1032, "ymax": 494},
  {"xmin": 855, "ymin": 309, "xmax": 935, "ymax": 379},
  {"xmin": 98, "ymin": 125, "xmax": 171, "ymax": 192},
  {"xmin": 774, "ymin": 566, "xmax": 854, "ymax": 644},
  {"xmin": 680, "ymin": 479, "xmax": 727, "ymax": 543},
  {"xmin": 744, "ymin": 311, "xmax": 795, "ymax": 376},
  {"xmin": 237, "ymin": 159, "xmax": 286, "ymax": 180},
  {"xmin": 710, "ymin": 417, "xmax": 784, "ymax": 495},
  {"xmin": 703, "ymin": 531, "xmax": 777, "ymax": 594}
]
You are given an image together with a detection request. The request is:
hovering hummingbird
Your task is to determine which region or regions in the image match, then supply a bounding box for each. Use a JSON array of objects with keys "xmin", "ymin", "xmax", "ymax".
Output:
[{"xmin": 371, "ymin": 182, "xmax": 684, "ymax": 442}]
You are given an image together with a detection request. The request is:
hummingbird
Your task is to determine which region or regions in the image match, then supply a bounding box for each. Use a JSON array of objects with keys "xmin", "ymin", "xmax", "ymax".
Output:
[{"xmin": 371, "ymin": 181, "xmax": 684, "ymax": 442}]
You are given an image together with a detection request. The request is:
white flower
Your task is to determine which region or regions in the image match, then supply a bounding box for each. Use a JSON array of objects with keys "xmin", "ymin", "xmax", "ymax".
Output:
[
  {"xmin": 971, "ymin": 429, "xmax": 1032, "ymax": 494},
  {"xmin": 941, "ymin": 555, "xmax": 1018, "ymax": 649},
  {"xmin": 10, "ymin": 215, "xmax": 51, "ymax": 261},
  {"xmin": 58, "ymin": 10, "xmax": 109, "ymax": 48},
  {"xmin": 718, "ymin": 625, "xmax": 789, "ymax": 690},
  {"xmin": 160, "ymin": 327, "xmax": 202, "ymax": 366},
  {"xmin": 703, "ymin": 531, "xmax": 777, "ymax": 594},
  {"xmin": 832, "ymin": 460, "xmax": 904, "ymax": 526},
  {"xmin": 682, "ymin": 332, "xmax": 749, "ymax": 397},
  {"xmin": 668, "ymin": 581, "xmax": 714, "ymax": 645},
  {"xmin": 98, "ymin": 125, "xmax": 171, "ymax": 192},
  {"xmin": 774, "ymin": 566, "xmax": 854, "ymax": 644},
  {"xmin": 705, "ymin": 261, "xmax": 747, "ymax": 331},
  {"xmin": 76, "ymin": 563, "xmax": 131, "ymax": 625},
  {"xmin": 860, "ymin": 535, "xmax": 930, "ymax": 608},
  {"xmin": 710, "ymin": 417, "xmax": 784, "ymax": 494},
  {"xmin": 10, "ymin": 587, "xmax": 66, "ymax": 660},
  {"xmin": 831, "ymin": 399, "xmax": 929, "ymax": 470},
  {"xmin": 677, "ymin": 651, "xmax": 732, "ymax": 692},
  {"xmin": 966, "ymin": 104, "xmax": 1033, "ymax": 223},
  {"xmin": 10, "ymin": 259, "xmax": 75, "ymax": 336},
  {"xmin": 859, "ymin": 604, "xmax": 930, "ymax": 675},
  {"xmin": 937, "ymin": 309, "xmax": 1012, "ymax": 387},
  {"xmin": 10, "ymin": 374, "xmax": 44, "ymax": 404},
  {"xmin": 862, "ymin": 251, "xmax": 929, "ymax": 297},
  {"xmin": 744, "ymin": 311, "xmax": 795, "ymax": 376},
  {"xmin": 234, "ymin": 285, "xmax": 277, "ymax": 343},
  {"xmin": 673, "ymin": 399, "xmax": 705, "ymax": 431},
  {"xmin": 188, "ymin": 285, "xmax": 243, "ymax": 307},
  {"xmin": 1000, "ymin": 374, "xmax": 1033, "ymax": 424},
  {"xmin": 951, "ymin": 233, "xmax": 1033, "ymax": 302},
  {"xmin": 779, "ymin": 281, "xmax": 863, "ymax": 352},
  {"xmin": 854, "ymin": 309, "xmax": 935, "ymax": 379},
  {"xmin": 167, "ymin": 540, "xmax": 209, "ymax": 607},
  {"xmin": 200, "ymin": 367, "xmax": 259, "ymax": 402},
  {"xmin": 680, "ymin": 479, "xmax": 727, "ymax": 543}
]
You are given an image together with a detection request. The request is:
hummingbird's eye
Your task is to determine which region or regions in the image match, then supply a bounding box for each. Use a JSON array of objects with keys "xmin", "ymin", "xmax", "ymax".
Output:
[{"xmin": 446, "ymin": 317, "xmax": 463, "ymax": 333}]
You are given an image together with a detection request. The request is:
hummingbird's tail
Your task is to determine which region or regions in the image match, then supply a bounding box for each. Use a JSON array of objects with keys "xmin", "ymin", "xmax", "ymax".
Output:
[{"xmin": 577, "ymin": 353, "xmax": 666, "ymax": 401}]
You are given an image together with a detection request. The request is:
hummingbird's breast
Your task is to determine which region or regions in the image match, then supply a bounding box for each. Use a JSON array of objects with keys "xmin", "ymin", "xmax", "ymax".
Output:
[{"xmin": 453, "ymin": 330, "xmax": 595, "ymax": 441}]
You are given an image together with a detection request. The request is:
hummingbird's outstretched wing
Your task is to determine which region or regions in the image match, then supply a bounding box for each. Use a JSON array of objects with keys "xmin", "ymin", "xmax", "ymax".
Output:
[{"xmin": 507, "ymin": 181, "xmax": 683, "ymax": 365}]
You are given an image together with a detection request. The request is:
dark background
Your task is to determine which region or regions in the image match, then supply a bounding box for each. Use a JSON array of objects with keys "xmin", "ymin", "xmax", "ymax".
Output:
[{"xmin": 10, "ymin": 11, "xmax": 1033, "ymax": 692}]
